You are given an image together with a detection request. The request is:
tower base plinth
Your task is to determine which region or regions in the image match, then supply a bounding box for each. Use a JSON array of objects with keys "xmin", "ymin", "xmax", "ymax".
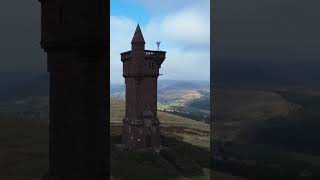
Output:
[{"xmin": 122, "ymin": 118, "xmax": 160, "ymax": 150}]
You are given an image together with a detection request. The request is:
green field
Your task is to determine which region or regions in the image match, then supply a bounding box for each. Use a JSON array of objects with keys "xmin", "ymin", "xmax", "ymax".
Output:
[{"xmin": 157, "ymin": 89, "xmax": 210, "ymax": 123}]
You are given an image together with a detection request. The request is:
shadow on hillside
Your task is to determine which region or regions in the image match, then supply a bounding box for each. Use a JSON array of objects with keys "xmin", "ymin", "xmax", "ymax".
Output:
[
  {"xmin": 111, "ymin": 135, "xmax": 211, "ymax": 180},
  {"xmin": 211, "ymin": 91, "xmax": 320, "ymax": 179}
]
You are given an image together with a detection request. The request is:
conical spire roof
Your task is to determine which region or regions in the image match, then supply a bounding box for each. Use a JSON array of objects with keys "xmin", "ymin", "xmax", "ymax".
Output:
[{"xmin": 131, "ymin": 24, "xmax": 145, "ymax": 43}]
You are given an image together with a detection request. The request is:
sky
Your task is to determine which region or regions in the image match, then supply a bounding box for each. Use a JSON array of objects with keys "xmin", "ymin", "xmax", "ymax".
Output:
[
  {"xmin": 0, "ymin": 1, "xmax": 320, "ymax": 86},
  {"xmin": 110, "ymin": 0, "xmax": 211, "ymax": 84}
]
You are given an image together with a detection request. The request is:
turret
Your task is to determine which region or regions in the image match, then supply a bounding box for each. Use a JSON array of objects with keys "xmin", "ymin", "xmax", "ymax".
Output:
[
  {"xmin": 121, "ymin": 24, "xmax": 166, "ymax": 150},
  {"xmin": 131, "ymin": 24, "xmax": 145, "ymax": 52}
]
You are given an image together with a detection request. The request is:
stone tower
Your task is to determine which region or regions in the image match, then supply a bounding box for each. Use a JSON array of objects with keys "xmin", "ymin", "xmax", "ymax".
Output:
[
  {"xmin": 121, "ymin": 25, "xmax": 166, "ymax": 150},
  {"xmin": 39, "ymin": 0, "xmax": 108, "ymax": 179}
]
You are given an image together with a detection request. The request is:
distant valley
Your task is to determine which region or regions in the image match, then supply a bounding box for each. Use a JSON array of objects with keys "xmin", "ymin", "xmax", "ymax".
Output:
[
  {"xmin": 111, "ymin": 79, "xmax": 210, "ymax": 123},
  {"xmin": 0, "ymin": 74, "xmax": 210, "ymax": 124}
]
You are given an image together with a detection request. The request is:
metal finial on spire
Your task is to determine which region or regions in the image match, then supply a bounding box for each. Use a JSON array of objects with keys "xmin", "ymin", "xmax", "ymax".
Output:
[{"xmin": 156, "ymin": 41, "xmax": 161, "ymax": 51}]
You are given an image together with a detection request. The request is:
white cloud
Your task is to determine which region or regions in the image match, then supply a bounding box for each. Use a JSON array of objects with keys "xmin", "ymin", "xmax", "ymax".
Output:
[
  {"xmin": 160, "ymin": 8, "xmax": 210, "ymax": 46},
  {"xmin": 140, "ymin": 2, "xmax": 210, "ymax": 48},
  {"xmin": 159, "ymin": 48, "xmax": 210, "ymax": 81},
  {"xmin": 110, "ymin": 2, "xmax": 210, "ymax": 84},
  {"xmin": 110, "ymin": 16, "xmax": 136, "ymax": 83}
]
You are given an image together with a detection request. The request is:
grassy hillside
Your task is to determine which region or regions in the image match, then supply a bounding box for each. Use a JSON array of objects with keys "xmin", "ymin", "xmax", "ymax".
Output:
[
  {"xmin": 0, "ymin": 96, "xmax": 254, "ymax": 180},
  {"xmin": 0, "ymin": 97, "xmax": 249, "ymax": 180},
  {"xmin": 213, "ymin": 88, "xmax": 320, "ymax": 179},
  {"xmin": 110, "ymin": 98, "xmax": 245, "ymax": 180},
  {"xmin": 110, "ymin": 98, "xmax": 211, "ymax": 180},
  {"xmin": 111, "ymin": 98, "xmax": 209, "ymax": 149},
  {"xmin": 0, "ymin": 119, "xmax": 48, "ymax": 180},
  {"xmin": 213, "ymin": 89, "xmax": 300, "ymax": 142},
  {"xmin": 0, "ymin": 98, "xmax": 212, "ymax": 180}
]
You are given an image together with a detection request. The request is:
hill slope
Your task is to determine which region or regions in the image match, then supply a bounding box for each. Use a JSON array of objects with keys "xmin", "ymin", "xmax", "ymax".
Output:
[
  {"xmin": 0, "ymin": 97, "xmax": 252, "ymax": 180},
  {"xmin": 111, "ymin": 98, "xmax": 209, "ymax": 149},
  {"xmin": 213, "ymin": 88, "xmax": 320, "ymax": 179},
  {"xmin": 110, "ymin": 98, "xmax": 211, "ymax": 180}
]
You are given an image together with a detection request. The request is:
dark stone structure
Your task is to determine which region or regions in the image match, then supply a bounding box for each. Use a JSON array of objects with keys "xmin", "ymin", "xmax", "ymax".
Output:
[
  {"xmin": 39, "ymin": 0, "xmax": 109, "ymax": 179},
  {"xmin": 121, "ymin": 25, "xmax": 166, "ymax": 150}
]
